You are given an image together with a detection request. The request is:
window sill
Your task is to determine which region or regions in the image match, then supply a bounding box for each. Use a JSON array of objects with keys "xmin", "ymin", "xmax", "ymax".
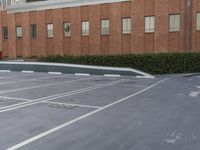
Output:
[
  {"xmin": 169, "ymin": 31, "xmax": 180, "ymax": 33},
  {"xmin": 64, "ymin": 36, "xmax": 71, "ymax": 38},
  {"xmin": 101, "ymin": 34, "xmax": 110, "ymax": 36},
  {"xmin": 122, "ymin": 33, "xmax": 131, "ymax": 35},
  {"xmin": 144, "ymin": 32, "xmax": 154, "ymax": 34},
  {"xmin": 81, "ymin": 35, "xmax": 89, "ymax": 37}
]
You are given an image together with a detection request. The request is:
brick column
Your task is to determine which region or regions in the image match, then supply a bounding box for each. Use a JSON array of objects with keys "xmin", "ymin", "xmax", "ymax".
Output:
[
  {"xmin": 184, "ymin": 0, "xmax": 192, "ymax": 51},
  {"xmin": 22, "ymin": 12, "xmax": 31, "ymax": 57},
  {"xmin": 8, "ymin": 13, "xmax": 16, "ymax": 58},
  {"xmin": 0, "ymin": 12, "xmax": 2, "ymax": 55}
]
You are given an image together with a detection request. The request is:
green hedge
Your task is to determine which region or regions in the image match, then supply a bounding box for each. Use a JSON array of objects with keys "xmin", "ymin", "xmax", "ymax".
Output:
[{"xmin": 38, "ymin": 52, "xmax": 200, "ymax": 74}]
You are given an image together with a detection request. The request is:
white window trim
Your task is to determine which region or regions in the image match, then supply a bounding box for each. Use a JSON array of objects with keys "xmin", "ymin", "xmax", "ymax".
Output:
[
  {"xmin": 47, "ymin": 23, "xmax": 53, "ymax": 38},
  {"xmin": 101, "ymin": 19, "xmax": 110, "ymax": 35},
  {"xmin": 197, "ymin": 13, "xmax": 200, "ymax": 31},
  {"xmin": 145, "ymin": 16, "xmax": 155, "ymax": 33},
  {"xmin": 122, "ymin": 18, "xmax": 131, "ymax": 34},
  {"xmin": 16, "ymin": 26, "xmax": 22, "ymax": 38},
  {"xmin": 81, "ymin": 21, "xmax": 89, "ymax": 36},
  {"xmin": 169, "ymin": 14, "xmax": 180, "ymax": 32}
]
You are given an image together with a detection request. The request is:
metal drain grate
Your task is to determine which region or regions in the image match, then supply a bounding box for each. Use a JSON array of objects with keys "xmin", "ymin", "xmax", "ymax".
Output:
[{"xmin": 49, "ymin": 103, "xmax": 78, "ymax": 109}]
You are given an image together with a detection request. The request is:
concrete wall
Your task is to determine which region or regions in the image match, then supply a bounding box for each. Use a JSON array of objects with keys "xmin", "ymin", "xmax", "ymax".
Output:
[{"xmin": 0, "ymin": 0, "xmax": 200, "ymax": 58}]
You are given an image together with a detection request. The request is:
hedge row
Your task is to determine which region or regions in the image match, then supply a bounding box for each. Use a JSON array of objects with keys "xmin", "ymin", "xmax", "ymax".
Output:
[{"xmin": 38, "ymin": 52, "xmax": 200, "ymax": 74}]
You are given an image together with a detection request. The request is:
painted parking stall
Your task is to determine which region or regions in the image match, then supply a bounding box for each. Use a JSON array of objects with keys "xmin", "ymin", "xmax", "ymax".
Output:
[
  {"xmin": 0, "ymin": 72, "xmax": 199, "ymax": 150},
  {"xmin": 0, "ymin": 71, "xmax": 157, "ymax": 149}
]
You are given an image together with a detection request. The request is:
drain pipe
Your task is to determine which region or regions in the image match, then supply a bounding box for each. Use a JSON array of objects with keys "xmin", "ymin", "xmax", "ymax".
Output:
[{"xmin": 184, "ymin": 0, "xmax": 192, "ymax": 51}]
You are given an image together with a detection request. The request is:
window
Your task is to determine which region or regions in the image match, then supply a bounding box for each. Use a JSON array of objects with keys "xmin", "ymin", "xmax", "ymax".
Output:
[
  {"xmin": 2, "ymin": 27, "xmax": 8, "ymax": 39},
  {"xmin": 47, "ymin": 23, "xmax": 53, "ymax": 38},
  {"xmin": 11, "ymin": 0, "xmax": 24, "ymax": 5},
  {"xmin": 197, "ymin": 13, "xmax": 200, "ymax": 30},
  {"xmin": 169, "ymin": 14, "xmax": 180, "ymax": 32},
  {"xmin": 16, "ymin": 26, "xmax": 22, "ymax": 39},
  {"xmin": 122, "ymin": 18, "xmax": 131, "ymax": 34},
  {"xmin": 145, "ymin": 16, "xmax": 155, "ymax": 33},
  {"xmin": 81, "ymin": 21, "xmax": 89, "ymax": 36},
  {"xmin": 101, "ymin": 19, "xmax": 109, "ymax": 35},
  {"xmin": 63, "ymin": 22, "xmax": 71, "ymax": 37},
  {"xmin": 30, "ymin": 24, "xmax": 37, "ymax": 38}
]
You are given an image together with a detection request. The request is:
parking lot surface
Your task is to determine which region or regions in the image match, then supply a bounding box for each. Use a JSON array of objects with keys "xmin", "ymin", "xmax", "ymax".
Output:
[{"xmin": 0, "ymin": 72, "xmax": 199, "ymax": 150}]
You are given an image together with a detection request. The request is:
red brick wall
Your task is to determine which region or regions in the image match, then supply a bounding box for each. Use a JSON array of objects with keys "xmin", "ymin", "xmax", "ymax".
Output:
[
  {"xmin": 100, "ymin": 4, "xmax": 110, "ymax": 55},
  {"xmin": 36, "ymin": 10, "xmax": 46, "ymax": 57},
  {"xmin": 81, "ymin": 6, "xmax": 89, "ymax": 55},
  {"xmin": 70, "ymin": 7, "xmax": 81, "ymax": 56},
  {"xmin": 131, "ymin": 0, "xmax": 145, "ymax": 54},
  {"xmin": 62, "ymin": 8, "xmax": 71, "ymax": 55},
  {"xmin": 0, "ymin": 0, "xmax": 200, "ymax": 58},
  {"xmin": 89, "ymin": 5, "xmax": 100, "ymax": 55},
  {"xmin": 30, "ymin": 11, "xmax": 37, "ymax": 56}
]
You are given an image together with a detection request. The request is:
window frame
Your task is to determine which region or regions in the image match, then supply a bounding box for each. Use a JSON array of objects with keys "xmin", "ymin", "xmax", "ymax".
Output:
[
  {"xmin": 144, "ymin": 16, "xmax": 155, "ymax": 33},
  {"xmin": 169, "ymin": 14, "xmax": 181, "ymax": 32},
  {"xmin": 101, "ymin": 19, "xmax": 110, "ymax": 35},
  {"xmin": 46, "ymin": 23, "xmax": 54, "ymax": 38},
  {"xmin": 122, "ymin": 17, "xmax": 132, "ymax": 34},
  {"xmin": 197, "ymin": 12, "xmax": 200, "ymax": 31},
  {"xmin": 2, "ymin": 27, "xmax": 8, "ymax": 40},
  {"xmin": 30, "ymin": 24, "xmax": 37, "ymax": 38},
  {"xmin": 63, "ymin": 22, "xmax": 71, "ymax": 37},
  {"xmin": 81, "ymin": 20, "xmax": 89, "ymax": 36},
  {"xmin": 16, "ymin": 26, "xmax": 22, "ymax": 39}
]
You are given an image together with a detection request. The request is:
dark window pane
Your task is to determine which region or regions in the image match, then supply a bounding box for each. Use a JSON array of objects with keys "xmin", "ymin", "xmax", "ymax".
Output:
[
  {"xmin": 3, "ymin": 27, "xmax": 8, "ymax": 39},
  {"xmin": 30, "ymin": 24, "xmax": 37, "ymax": 38}
]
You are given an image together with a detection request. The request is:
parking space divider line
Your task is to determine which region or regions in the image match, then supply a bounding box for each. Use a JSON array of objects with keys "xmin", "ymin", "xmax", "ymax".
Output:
[
  {"xmin": 21, "ymin": 71, "xmax": 34, "ymax": 73},
  {"xmin": 6, "ymin": 78, "xmax": 169, "ymax": 150},
  {"xmin": 0, "ymin": 77, "xmax": 92, "ymax": 94},
  {"xmin": 104, "ymin": 74, "xmax": 121, "ymax": 77},
  {"xmin": 0, "ymin": 79, "xmax": 125, "ymax": 113},
  {"xmin": 0, "ymin": 75, "xmax": 64, "ymax": 86},
  {"xmin": 75, "ymin": 73, "xmax": 90, "ymax": 76},
  {"xmin": 0, "ymin": 70, "xmax": 11, "ymax": 73},
  {"xmin": 48, "ymin": 72, "xmax": 62, "ymax": 75}
]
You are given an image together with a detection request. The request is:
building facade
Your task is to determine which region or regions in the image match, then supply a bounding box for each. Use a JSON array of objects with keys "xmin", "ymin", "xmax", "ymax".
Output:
[{"xmin": 0, "ymin": 0, "xmax": 200, "ymax": 58}]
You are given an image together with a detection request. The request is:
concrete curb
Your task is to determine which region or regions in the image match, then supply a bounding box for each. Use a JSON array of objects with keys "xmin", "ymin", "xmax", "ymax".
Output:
[{"xmin": 0, "ymin": 61, "xmax": 154, "ymax": 78}]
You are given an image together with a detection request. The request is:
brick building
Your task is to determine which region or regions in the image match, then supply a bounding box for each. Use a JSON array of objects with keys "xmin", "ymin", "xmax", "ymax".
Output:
[{"xmin": 0, "ymin": 0, "xmax": 200, "ymax": 58}]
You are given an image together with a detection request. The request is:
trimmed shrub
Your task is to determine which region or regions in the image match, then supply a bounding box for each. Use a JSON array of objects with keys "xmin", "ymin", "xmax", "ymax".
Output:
[{"xmin": 38, "ymin": 52, "xmax": 200, "ymax": 74}]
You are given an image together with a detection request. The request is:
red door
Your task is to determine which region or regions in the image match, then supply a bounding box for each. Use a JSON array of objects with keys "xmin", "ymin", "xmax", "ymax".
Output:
[{"xmin": 0, "ymin": 51, "xmax": 3, "ymax": 60}]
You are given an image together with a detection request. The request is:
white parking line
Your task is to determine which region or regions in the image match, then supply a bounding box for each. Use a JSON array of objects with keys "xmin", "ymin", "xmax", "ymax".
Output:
[
  {"xmin": 136, "ymin": 75, "xmax": 155, "ymax": 79},
  {"xmin": 43, "ymin": 101, "xmax": 101, "ymax": 109},
  {"xmin": 21, "ymin": 71, "xmax": 34, "ymax": 73},
  {"xmin": 0, "ymin": 70, "xmax": 11, "ymax": 73},
  {"xmin": 75, "ymin": 73, "xmax": 90, "ymax": 76},
  {"xmin": 48, "ymin": 72, "xmax": 62, "ymax": 75},
  {"xmin": 0, "ymin": 77, "xmax": 91, "ymax": 94},
  {"xmin": 6, "ymin": 78, "xmax": 168, "ymax": 150},
  {"xmin": 104, "ymin": 74, "xmax": 121, "ymax": 77},
  {"xmin": 0, "ymin": 75, "xmax": 63, "ymax": 86},
  {"xmin": 0, "ymin": 79, "xmax": 125, "ymax": 112}
]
